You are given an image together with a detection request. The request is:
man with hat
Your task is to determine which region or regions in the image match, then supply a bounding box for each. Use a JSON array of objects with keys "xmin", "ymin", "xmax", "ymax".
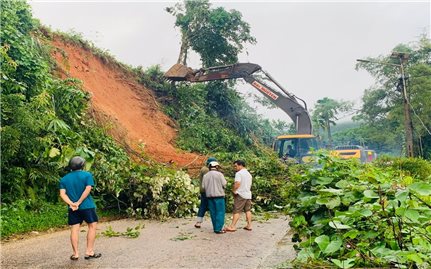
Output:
[
  {"xmin": 194, "ymin": 157, "xmax": 217, "ymax": 228},
  {"xmin": 202, "ymin": 161, "xmax": 227, "ymax": 234}
]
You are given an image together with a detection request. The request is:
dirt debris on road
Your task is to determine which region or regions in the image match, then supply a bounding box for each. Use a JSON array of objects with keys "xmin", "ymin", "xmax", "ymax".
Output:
[{"xmin": 1, "ymin": 215, "xmax": 296, "ymax": 268}]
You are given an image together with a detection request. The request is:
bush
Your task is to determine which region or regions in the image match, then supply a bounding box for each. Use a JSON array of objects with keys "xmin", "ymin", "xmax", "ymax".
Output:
[
  {"xmin": 285, "ymin": 153, "xmax": 431, "ymax": 268},
  {"xmin": 375, "ymin": 155, "xmax": 431, "ymax": 180},
  {"xmin": 1, "ymin": 200, "xmax": 67, "ymax": 238}
]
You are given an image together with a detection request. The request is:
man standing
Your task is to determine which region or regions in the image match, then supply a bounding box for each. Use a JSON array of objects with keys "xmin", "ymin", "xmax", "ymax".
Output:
[
  {"xmin": 202, "ymin": 161, "xmax": 227, "ymax": 234},
  {"xmin": 59, "ymin": 156, "xmax": 101, "ymax": 260},
  {"xmin": 194, "ymin": 157, "xmax": 217, "ymax": 228},
  {"xmin": 225, "ymin": 160, "xmax": 253, "ymax": 232}
]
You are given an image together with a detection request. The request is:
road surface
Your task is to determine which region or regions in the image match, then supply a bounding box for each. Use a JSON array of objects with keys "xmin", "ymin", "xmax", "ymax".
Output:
[{"xmin": 1, "ymin": 215, "xmax": 296, "ymax": 268}]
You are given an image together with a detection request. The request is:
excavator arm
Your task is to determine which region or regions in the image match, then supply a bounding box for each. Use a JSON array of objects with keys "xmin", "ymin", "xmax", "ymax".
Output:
[{"xmin": 164, "ymin": 63, "xmax": 312, "ymax": 134}]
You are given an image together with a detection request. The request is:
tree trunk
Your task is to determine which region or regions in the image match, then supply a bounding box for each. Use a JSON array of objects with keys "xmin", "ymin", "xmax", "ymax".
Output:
[
  {"xmin": 177, "ymin": 34, "xmax": 189, "ymax": 65},
  {"xmin": 326, "ymin": 119, "xmax": 332, "ymax": 148}
]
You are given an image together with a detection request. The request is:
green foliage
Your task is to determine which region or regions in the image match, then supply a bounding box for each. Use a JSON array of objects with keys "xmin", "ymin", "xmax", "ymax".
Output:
[
  {"xmin": 101, "ymin": 224, "xmax": 144, "ymax": 238},
  {"xmin": 1, "ymin": 200, "xmax": 67, "ymax": 238},
  {"xmin": 0, "ymin": 2, "xmax": 209, "ymax": 237},
  {"xmin": 311, "ymin": 97, "xmax": 353, "ymax": 146},
  {"xmin": 167, "ymin": 0, "xmax": 256, "ymax": 67},
  {"xmin": 140, "ymin": 66, "xmax": 282, "ymax": 152},
  {"xmin": 132, "ymin": 171, "xmax": 200, "ymax": 219},
  {"xmin": 374, "ymin": 155, "xmax": 431, "ymax": 180},
  {"xmin": 286, "ymin": 153, "xmax": 431, "ymax": 268},
  {"xmin": 165, "ymin": 1, "xmax": 280, "ymax": 149},
  {"xmin": 355, "ymin": 35, "xmax": 431, "ymax": 159}
]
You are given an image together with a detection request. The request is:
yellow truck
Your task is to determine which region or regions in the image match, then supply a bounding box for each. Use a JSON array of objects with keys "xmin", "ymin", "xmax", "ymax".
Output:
[{"xmin": 332, "ymin": 145, "xmax": 377, "ymax": 163}]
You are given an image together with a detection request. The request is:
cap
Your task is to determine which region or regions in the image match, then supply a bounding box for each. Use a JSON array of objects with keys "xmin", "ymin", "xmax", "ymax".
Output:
[
  {"xmin": 208, "ymin": 161, "xmax": 219, "ymax": 167},
  {"xmin": 206, "ymin": 157, "xmax": 217, "ymax": 165}
]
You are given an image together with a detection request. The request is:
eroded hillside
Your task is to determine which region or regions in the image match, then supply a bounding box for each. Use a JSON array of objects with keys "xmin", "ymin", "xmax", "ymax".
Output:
[{"xmin": 51, "ymin": 37, "xmax": 204, "ymax": 169}]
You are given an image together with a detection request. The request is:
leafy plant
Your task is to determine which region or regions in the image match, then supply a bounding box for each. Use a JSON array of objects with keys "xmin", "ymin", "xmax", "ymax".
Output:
[
  {"xmin": 101, "ymin": 224, "xmax": 144, "ymax": 238},
  {"xmin": 285, "ymin": 153, "xmax": 431, "ymax": 268}
]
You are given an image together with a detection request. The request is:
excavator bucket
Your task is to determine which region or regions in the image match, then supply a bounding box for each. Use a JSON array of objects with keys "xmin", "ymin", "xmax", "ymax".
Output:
[{"xmin": 164, "ymin": 63, "xmax": 195, "ymax": 81}]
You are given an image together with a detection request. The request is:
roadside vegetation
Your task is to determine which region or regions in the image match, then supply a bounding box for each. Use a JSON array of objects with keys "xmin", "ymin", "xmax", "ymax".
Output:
[
  {"xmin": 1, "ymin": 1, "xmax": 430, "ymax": 268},
  {"xmin": 284, "ymin": 155, "xmax": 431, "ymax": 268},
  {"xmin": 0, "ymin": 0, "xmax": 288, "ymax": 239}
]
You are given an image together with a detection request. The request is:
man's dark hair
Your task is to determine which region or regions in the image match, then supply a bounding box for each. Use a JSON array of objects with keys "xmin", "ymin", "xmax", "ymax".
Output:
[
  {"xmin": 68, "ymin": 156, "xmax": 86, "ymax": 171},
  {"xmin": 233, "ymin": 160, "xmax": 246, "ymax": 167}
]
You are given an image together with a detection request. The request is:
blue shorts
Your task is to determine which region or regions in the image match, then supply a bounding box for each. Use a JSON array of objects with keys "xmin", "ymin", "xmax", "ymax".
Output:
[{"xmin": 68, "ymin": 208, "xmax": 98, "ymax": 225}]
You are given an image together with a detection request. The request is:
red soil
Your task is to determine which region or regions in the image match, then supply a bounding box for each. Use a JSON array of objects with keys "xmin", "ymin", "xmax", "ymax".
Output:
[{"xmin": 51, "ymin": 38, "xmax": 205, "ymax": 170}]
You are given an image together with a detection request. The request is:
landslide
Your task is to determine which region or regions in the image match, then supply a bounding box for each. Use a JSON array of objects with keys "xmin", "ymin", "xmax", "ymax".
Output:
[{"xmin": 51, "ymin": 37, "xmax": 204, "ymax": 169}]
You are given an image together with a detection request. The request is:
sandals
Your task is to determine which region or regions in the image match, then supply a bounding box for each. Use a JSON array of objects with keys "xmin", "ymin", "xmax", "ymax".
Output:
[
  {"xmin": 70, "ymin": 255, "xmax": 79, "ymax": 261},
  {"xmin": 224, "ymin": 227, "xmax": 237, "ymax": 232},
  {"xmin": 194, "ymin": 223, "xmax": 201, "ymax": 228},
  {"xmin": 243, "ymin": 227, "xmax": 252, "ymax": 231},
  {"xmin": 84, "ymin": 253, "xmax": 102, "ymax": 260},
  {"xmin": 215, "ymin": 230, "xmax": 226, "ymax": 234}
]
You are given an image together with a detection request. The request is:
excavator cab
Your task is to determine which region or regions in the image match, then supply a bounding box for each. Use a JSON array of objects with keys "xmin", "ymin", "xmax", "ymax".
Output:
[{"xmin": 273, "ymin": 134, "xmax": 319, "ymax": 163}]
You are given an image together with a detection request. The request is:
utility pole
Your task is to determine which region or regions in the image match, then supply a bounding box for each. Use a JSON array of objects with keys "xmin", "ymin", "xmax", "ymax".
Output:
[
  {"xmin": 357, "ymin": 53, "xmax": 414, "ymax": 157},
  {"xmin": 391, "ymin": 52, "xmax": 414, "ymax": 157}
]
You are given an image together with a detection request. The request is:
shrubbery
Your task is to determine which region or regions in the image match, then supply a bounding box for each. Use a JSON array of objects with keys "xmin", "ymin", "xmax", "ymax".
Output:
[{"xmin": 285, "ymin": 153, "xmax": 431, "ymax": 268}]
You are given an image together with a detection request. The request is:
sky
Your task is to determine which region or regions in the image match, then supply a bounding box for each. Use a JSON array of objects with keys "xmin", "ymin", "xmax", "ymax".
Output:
[{"xmin": 29, "ymin": 0, "xmax": 430, "ymax": 122}]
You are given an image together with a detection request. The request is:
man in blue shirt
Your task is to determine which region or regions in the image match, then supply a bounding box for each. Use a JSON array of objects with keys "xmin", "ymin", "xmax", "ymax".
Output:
[{"xmin": 59, "ymin": 156, "xmax": 101, "ymax": 260}]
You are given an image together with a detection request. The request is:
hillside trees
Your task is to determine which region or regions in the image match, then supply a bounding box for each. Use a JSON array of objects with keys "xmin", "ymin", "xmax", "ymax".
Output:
[
  {"xmin": 166, "ymin": 0, "xmax": 285, "ymax": 150},
  {"xmin": 354, "ymin": 36, "xmax": 431, "ymax": 158},
  {"xmin": 1, "ymin": 1, "xmax": 202, "ymax": 236},
  {"xmin": 311, "ymin": 97, "xmax": 353, "ymax": 147},
  {"xmin": 166, "ymin": 0, "xmax": 256, "ymax": 67}
]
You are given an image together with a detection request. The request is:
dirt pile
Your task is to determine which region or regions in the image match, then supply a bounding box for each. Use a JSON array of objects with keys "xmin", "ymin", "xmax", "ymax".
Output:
[{"xmin": 51, "ymin": 38, "xmax": 204, "ymax": 170}]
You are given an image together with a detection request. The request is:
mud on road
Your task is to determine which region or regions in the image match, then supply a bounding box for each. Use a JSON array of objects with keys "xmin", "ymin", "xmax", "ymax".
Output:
[{"xmin": 1, "ymin": 215, "xmax": 296, "ymax": 269}]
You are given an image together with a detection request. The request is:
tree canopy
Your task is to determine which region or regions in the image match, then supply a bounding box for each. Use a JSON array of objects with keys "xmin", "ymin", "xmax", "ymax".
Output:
[
  {"xmin": 311, "ymin": 97, "xmax": 353, "ymax": 147},
  {"xmin": 353, "ymin": 36, "xmax": 431, "ymax": 158},
  {"xmin": 167, "ymin": 0, "xmax": 256, "ymax": 67}
]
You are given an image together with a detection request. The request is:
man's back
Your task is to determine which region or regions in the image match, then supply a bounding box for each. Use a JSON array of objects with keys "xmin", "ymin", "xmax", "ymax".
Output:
[
  {"xmin": 202, "ymin": 170, "xmax": 226, "ymax": 198},
  {"xmin": 60, "ymin": 170, "xmax": 95, "ymax": 210}
]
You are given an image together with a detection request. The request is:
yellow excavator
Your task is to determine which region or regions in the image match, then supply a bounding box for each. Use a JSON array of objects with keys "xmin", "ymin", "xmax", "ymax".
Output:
[{"xmin": 164, "ymin": 63, "xmax": 319, "ymax": 163}]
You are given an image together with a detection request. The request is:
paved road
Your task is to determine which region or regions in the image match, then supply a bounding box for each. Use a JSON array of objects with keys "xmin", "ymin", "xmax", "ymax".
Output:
[{"xmin": 1, "ymin": 215, "xmax": 296, "ymax": 268}]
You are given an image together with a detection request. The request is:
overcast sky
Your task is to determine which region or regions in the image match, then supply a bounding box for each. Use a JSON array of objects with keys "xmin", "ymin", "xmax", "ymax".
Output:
[{"xmin": 29, "ymin": 0, "xmax": 430, "ymax": 122}]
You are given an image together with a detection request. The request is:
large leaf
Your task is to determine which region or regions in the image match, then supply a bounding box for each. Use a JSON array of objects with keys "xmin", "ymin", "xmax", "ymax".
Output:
[
  {"xmin": 404, "ymin": 209, "xmax": 420, "ymax": 223},
  {"xmin": 48, "ymin": 147, "xmax": 60, "ymax": 158},
  {"xmin": 329, "ymin": 220, "xmax": 351, "ymax": 230},
  {"xmin": 315, "ymin": 176, "xmax": 334, "ymax": 185},
  {"xmin": 315, "ymin": 235, "xmax": 330, "ymax": 251},
  {"xmin": 331, "ymin": 258, "xmax": 356, "ymax": 268},
  {"xmin": 316, "ymin": 196, "xmax": 341, "ymax": 209},
  {"xmin": 343, "ymin": 229, "xmax": 359, "ymax": 239},
  {"xmin": 318, "ymin": 188, "xmax": 343, "ymax": 195},
  {"xmin": 408, "ymin": 182, "xmax": 431, "ymax": 196},
  {"xmin": 323, "ymin": 238, "xmax": 343, "ymax": 254},
  {"xmin": 363, "ymin": 190, "xmax": 379, "ymax": 199}
]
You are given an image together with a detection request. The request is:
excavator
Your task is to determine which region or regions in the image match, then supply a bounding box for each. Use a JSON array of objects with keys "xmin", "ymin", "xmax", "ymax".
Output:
[{"xmin": 164, "ymin": 63, "xmax": 319, "ymax": 163}]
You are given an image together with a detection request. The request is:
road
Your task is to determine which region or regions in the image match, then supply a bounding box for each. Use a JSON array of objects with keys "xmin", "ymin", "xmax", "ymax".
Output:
[{"xmin": 1, "ymin": 215, "xmax": 296, "ymax": 268}]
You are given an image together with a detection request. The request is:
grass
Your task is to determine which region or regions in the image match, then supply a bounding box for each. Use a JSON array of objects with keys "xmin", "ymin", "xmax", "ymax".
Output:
[{"xmin": 0, "ymin": 200, "xmax": 126, "ymax": 240}]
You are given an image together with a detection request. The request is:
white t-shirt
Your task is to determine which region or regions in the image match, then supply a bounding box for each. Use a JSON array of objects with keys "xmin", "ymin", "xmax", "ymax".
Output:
[{"xmin": 235, "ymin": 168, "xmax": 252, "ymax": 199}]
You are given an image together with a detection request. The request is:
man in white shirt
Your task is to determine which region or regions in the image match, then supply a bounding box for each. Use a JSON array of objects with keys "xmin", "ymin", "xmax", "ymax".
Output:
[{"xmin": 225, "ymin": 160, "xmax": 253, "ymax": 232}]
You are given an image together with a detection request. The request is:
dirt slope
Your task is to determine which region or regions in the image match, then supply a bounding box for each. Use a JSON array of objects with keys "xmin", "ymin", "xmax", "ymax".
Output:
[{"xmin": 51, "ymin": 38, "xmax": 204, "ymax": 169}]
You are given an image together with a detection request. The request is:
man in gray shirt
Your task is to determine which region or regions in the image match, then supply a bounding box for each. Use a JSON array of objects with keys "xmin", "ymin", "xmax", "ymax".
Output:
[{"xmin": 202, "ymin": 161, "xmax": 227, "ymax": 234}]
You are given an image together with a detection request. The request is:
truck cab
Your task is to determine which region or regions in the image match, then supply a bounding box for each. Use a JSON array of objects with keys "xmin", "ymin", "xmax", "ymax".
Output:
[{"xmin": 273, "ymin": 134, "xmax": 319, "ymax": 163}]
